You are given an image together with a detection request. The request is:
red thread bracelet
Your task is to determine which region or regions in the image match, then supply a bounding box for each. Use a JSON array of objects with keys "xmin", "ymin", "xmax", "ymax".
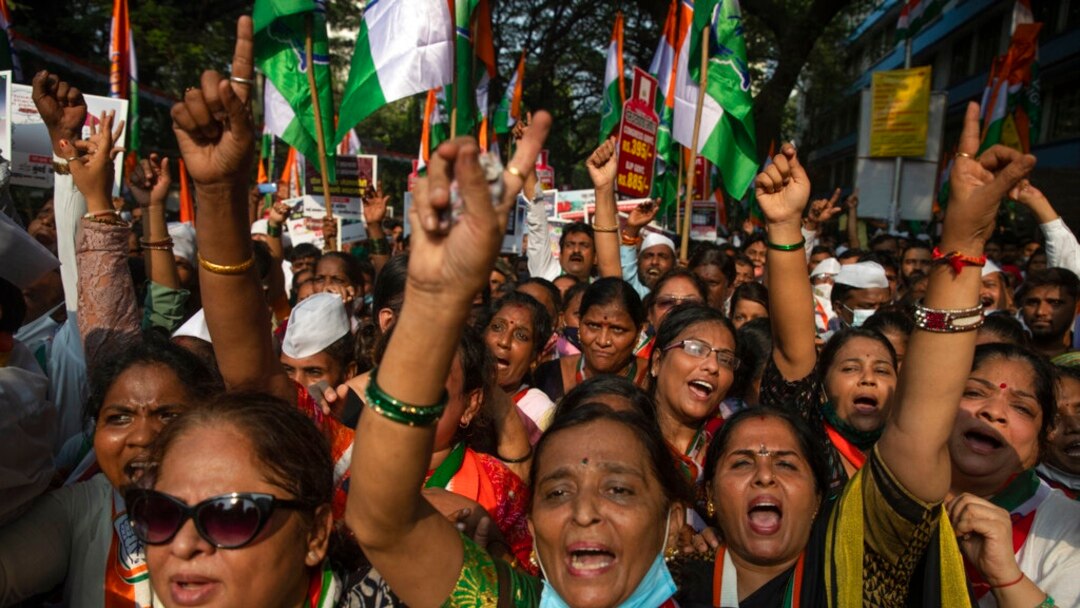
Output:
[
  {"xmin": 989, "ymin": 571, "xmax": 1026, "ymax": 589},
  {"xmin": 932, "ymin": 247, "xmax": 987, "ymax": 275}
]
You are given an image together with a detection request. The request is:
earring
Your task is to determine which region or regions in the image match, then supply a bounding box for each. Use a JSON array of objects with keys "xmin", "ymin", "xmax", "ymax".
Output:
[
  {"xmin": 706, "ymin": 500, "xmax": 715, "ymax": 518},
  {"xmin": 664, "ymin": 545, "xmax": 679, "ymax": 563},
  {"xmin": 459, "ymin": 418, "xmax": 471, "ymax": 429},
  {"xmin": 529, "ymin": 548, "xmax": 538, "ymax": 568}
]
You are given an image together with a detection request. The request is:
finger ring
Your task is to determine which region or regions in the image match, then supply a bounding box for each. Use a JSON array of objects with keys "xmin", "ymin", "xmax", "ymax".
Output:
[
  {"xmin": 505, "ymin": 166, "xmax": 523, "ymax": 179},
  {"xmin": 229, "ymin": 76, "xmax": 255, "ymax": 86},
  {"xmin": 955, "ymin": 152, "xmax": 975, "ymax": 160},
  {"xmin": 64, "ymin": 156, "xmax": 79, "ymax": 162}
]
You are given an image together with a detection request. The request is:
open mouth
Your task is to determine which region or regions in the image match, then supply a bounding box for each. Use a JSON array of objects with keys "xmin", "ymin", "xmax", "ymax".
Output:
[
  {"xmin": 1063, "ymin": 440, "xmax": 1080, "ymax": 458},
  {"xmin": 170, "ymin": 576, "xmax": 218, "ymax": 605},
  {"xmin": 494, "ymin": 356, "xmax": 510, "ymax": 370},
  {"xmin": 980, "ymin": 294, "xmax": 996, "ymax": 308},
  {"xmin": 963, "ymin": 429, "xmax": 1004, "ymax": 454},
  {"xmin": 123, "ymin": 457, "xmax": 150, "ymax": 482},
  {"xmin": 852, "ymin": 395, "xmax": 879, "ymax": 414},
  {"xmin": 747, "ymin": 497, "xmax": 783, "ymax": 535},
  {"xmin": 566, "ymin": 544, "xmax": 616, "ymax": 576},
  {"xmin": 688, "ymin": 379, "xmax": 716, "ymax": 399}
]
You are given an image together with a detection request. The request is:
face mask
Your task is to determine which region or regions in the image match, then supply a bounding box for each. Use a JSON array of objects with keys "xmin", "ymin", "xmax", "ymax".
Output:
[
  {"xmin": 538, "ymin": 508, "xmax": 677, "ymax": 608},
  {"xmin": 844, "ymin": 305, "xmax": 875, "ymax": 327},
  {"xmin": 812, "ymin": 283, "xmax": 832, "ymax": 301},
  {"xmin": 561, "ymin": 326, "xmax": 581, "ymax": 349},
  {"xmin": 363, "ymin": 293, "xmax": 373, "ymax": 307}
]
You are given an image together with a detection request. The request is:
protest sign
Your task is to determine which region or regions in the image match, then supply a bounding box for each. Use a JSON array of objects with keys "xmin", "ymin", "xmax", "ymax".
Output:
[
  {"xmin": 675, "ymin": 200, "xmax": 720, "ymax": 241},
  {"xmin": 554, "ymin": 189, "xmax": 595, "ymax": 221},
  {"xmin": 9, "ymin": 81, "xmax": 128, "ymax": 194},
  {"xmin": 303, "ymin": 154, "xmax": 377, "ymax": 220},
  {"xmin": 502, "ymin": 196, "xmax": 526, "ymax": 254},
  {"xmin": 615, "ymin": 67, "xmax": 659, "ymax": 198},
  {"xmin": 869, "ymin": 66, "xmax": 931, "ymax": 158}
]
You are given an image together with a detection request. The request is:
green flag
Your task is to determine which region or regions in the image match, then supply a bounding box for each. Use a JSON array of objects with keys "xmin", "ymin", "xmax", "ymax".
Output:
[
  {"xmin": 675, "ymin": 0, "xmax": 758, "ymax": 200},
  {"xmin": 253, "ymin": 0, "xmax": 335, "ymax": 181},
  {"xmin": 599, "ymin": 12, "xmax": 624, "ymax": 143}
]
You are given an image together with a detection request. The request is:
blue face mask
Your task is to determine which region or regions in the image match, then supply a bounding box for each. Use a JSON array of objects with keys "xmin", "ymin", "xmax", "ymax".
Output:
[
  {"xmin": 561, "ymin": 326, "xmax": 581, "ymax": 349},
  {"xmin": 538, "ymin": 509, "xmax": 677, "ymax": 608},
  {"xmin": 843, "ymin": 304, "xmax": 875, "ymax": 327},
  {"xmin": 363, "ymin": 293, "xmax": 373, "ymax": 307}
]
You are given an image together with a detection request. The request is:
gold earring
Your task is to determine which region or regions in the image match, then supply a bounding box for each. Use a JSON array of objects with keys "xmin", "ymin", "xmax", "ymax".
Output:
[
  {"xmin": 706, "ymin": 500, "xmax": 715, "ymax": 518},
  {"xmin": 529, "ymin": 548, "xmax": 538, "ymax": 567},
  {"xmin": 664, "ymin": 545, "xmax": 679, "ymax": 563}
]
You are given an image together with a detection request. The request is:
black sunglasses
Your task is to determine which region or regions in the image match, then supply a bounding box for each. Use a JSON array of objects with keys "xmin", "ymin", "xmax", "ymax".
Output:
[{"xmin": 126, "ymin": 489, "xmax": 306, "ymax": 549}]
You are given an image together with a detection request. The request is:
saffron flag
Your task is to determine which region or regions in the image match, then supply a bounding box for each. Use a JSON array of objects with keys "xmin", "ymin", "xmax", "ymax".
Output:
[
  {"xmin": 978, "ymin": 23, "xmax": 1041, "ymax": 154},
  {"xmin": 673, "ymin": 0, "xmax": 758, "ymax": 200},
  {"xmin": 335, "ymin": 0, "xmax": 453, "ymax": 143},
  {"xmin": 494, "ymin": 52, "xmax": 525, "ymax": 135},
  {"xmin": 472, "ymin": 0, "xmax": 497, "ymax": 147},
  {"xmin": 109, "ymin": 0, "xmax": 138, "ymax": 154},
  {"xmin": 0, "ymin": 0, "xmax": 21, "ymax": 80},
  {"xmin": 418, "ymin": 87, "xmax": 449, "ymax": 172},
  {"xmin": 254, "ymin": 0, "xmax": 336, "ymax": 181},
  {"xmin": 599, "ymin": 12, "xmax": 625, "ymax": 143},
  {"xmin": 896, "ymin": 0, "xmax": 947, "ymax": 41},
  {"xmin": 648, "ymin": 0, "xmax": 682, "ymax": 215},
  {"xmin": 178, "ymin": 158, "xmax": 195, "ymax": 223}
]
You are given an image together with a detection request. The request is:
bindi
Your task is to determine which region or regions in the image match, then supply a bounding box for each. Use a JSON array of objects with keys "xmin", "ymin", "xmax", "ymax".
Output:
[
  {"xmin": 581, "ymin": 457, "xmax": 589, "ymax": 466},
  {"xmin": 1000, "ymin": 383, "xmax": 1008, "ymax": 390},
  {"xmin": 758, "ymin": 444, "xmax": 772, "ymax": 458}
]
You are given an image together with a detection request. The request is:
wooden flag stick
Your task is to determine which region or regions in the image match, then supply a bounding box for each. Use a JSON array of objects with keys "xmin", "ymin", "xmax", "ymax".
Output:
[
  {"xmin": 680, "ymin": 24, "xmax": 709, "ymax": 262},
  {"xmin": 674, "ymin": 146, "xmax": 684, "ymax": 234},
  {"xmin": 305, "ymin": 13, "xmax": 337, "ymax": 251}
]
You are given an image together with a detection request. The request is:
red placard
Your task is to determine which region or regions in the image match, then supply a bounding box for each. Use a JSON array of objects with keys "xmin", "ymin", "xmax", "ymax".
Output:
[{"xmin": 616, "ymin": 67, "xmax": 660, "ymax": 198}]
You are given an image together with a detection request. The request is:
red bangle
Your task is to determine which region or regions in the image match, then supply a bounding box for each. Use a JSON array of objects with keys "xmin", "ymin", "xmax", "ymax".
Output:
[
  {"xmin": 932, "ymin": 247, "xmax": 986, "ymax": 275},
  {"xmin": 989, "ymin": 571, "xmax": 1026, "ymax": 589}
]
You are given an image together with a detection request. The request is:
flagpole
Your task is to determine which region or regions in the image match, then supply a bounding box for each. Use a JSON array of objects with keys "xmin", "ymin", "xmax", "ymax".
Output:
[
  {"xmin": 888, "ymin": 38, "xmax": 913, "ymax": 233},
  {"xmin": 680, "ymin": 24, "xmax": 709, "ymax": 262},
  {"xmin": 305, "ymin": 13, "xmax": 337, "ymax": 252},
  {"xmin": 674, "ymin": 147, "xmax": 684, "ymax": 233}
]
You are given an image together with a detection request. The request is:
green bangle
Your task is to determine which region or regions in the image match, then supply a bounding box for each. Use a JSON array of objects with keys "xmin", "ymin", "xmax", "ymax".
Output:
[
  {"xmin": 365, "ymin": 365, "xmax": 448, "ymax": 427},
  {"xmin": 367, "ymin": 237, "xmax": 390, "ymax": 256},
  {"xmin": 1036, "ymin": 596, "xmax": 1055, "ymax": 608},
  {"xmin": 766, "ymin": 237, "xmax": 806, "ymax": 251},
  {"xmin": 266, "ymin": 223, "xmax": 282, "ymax": 237}
]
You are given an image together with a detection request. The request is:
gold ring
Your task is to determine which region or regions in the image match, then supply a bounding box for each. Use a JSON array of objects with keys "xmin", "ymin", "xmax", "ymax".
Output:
[
  {"xmin": 955, "ymin": 152, "xmax": 975, "ymax": 160},
  {"xmin": 505, "ymin": 165, "xmax": 523, "ymax": 179}
]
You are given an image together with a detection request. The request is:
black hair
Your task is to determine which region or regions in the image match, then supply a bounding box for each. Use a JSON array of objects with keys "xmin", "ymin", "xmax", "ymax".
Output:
[
  {"xmin": 323, "ymin": 332, "xmax": 356, "ymax": 372},
  {"xmin": 252, "ymin": 240, "xmax": 274, "ymax": 285},
  {"xmin": 1055, "ymin": 362, "xmax": 1080, "ymax": 384},
  {"xmin": 579, "ymin": 277, "xmax": 646, "ymax": 329},
  {"xmin": 454, "ymin": 325, "xmax": 498, "ymax": 453},
  {"xmin": 837, "ymin": 248, "xmax": 863, "ymax": 262},
  {"xmin": 862, "ymin": 308, "xmax": 914, "ymax": 339},
  {"xmin": 317, "ymin": 252, "xmax": 365, "ymax": 287},
  {"xmin": 732, "ymin": 253, "xmax": 753, "ymax": 268},
  {"xmin": 372, "ymin": 254, "xmax": 408, "ymax": 317},
  {"xmin": 561, "ymin": 282, "xmax": 589, "ymax": 314},
  {"xmin": 290, "ymin": 242, "xmax": 323, "ymax": 263},
  {"xmin": 558, "ymin": 222, "xmax": 595, "ymax": 250},
  {"xmin": 741, "ymin": 232, "xmax": 767, "ymax": 252},
  {"xmin": 817, "ymin": 327, "xmax": 898, "ymax": 381},
  {"xmin": 87, "ymin": 331, "xmax": 223, "ymax": 423},
  {"xmin": 483, "ymin": 291, "xmax": 554, "ymax": 358},
  {"xmin": 534, "ymin": 402, "xmax": 693, "ymax": 507},
  {"xmin": 0, "ymin": 277, "xmax": 27, "ymax": 333},
  {"xmin": 730, "ymin": 282, "xmax": 770, "ymax": 317},
  {"xmin": 971, "ymin": 343, "xmax": 1058, "ymax": 449},
  {"xmin": 809, "ymin": 245, "xmax": 834, "ymax": 258},
  {"xmin": 901, "ymin": 241, "xmax": 932, "ymax": 256},
  {"xmin": 644, "ymin": 268, "xmax": 708, "ymax": 312},
  {"xmin": 688, "ymin": 243, "xmax": 736, "ymax": 284},
  {"xmin": 517, "ymin": 277, "xmax": 562, "ymax": 313},
  {"xmin": 859, "ymin": 251, "xmax": 899, "ymax": 275},
  {"xmin": 653, "ymin": 303, "xmax": 735, "ymax": 354},
  {"xmin": 704, "ymin": 405, "xmax": 830, "ymax": 499},
  {"xmin": 978, "ymin": 312, "xmax": 1029, "ymax": 346},
  {"xmin": 552, "ymin": 375, "xmax": 658, "ymax": 424},
  {"xmin": 1016, "ymin": 268, "xmax": 1080, "ymax": 302},
  {"xmin": 730, "ymin": 317, "xmax": 772, "ymax": 403}
]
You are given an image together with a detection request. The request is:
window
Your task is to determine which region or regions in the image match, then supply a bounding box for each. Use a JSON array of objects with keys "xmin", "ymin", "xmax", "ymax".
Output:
[
  {"xmin": 973, "ymin": 15, "xmax": 1003, "ymax": 73},
  {"xmin": 949, "ymin": 32, "xmax": 974, "ymax": 83},
  {"xmin": 1048, "ymin": 83, "xmax": 1080, "ymax": 141}
]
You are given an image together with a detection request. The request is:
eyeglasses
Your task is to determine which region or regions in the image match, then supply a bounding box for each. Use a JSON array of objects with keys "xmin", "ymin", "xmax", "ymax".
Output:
[
  {"xmin": 663, "ymin": 339, "xmax": 740, "ymax": 370},
  {"xmin": 125, "ymin": 489, "xmax": 306, "ymax": 549},
  {"xmin": 654, "ymin": 295, "xmax": 703, "ymax": 311}
]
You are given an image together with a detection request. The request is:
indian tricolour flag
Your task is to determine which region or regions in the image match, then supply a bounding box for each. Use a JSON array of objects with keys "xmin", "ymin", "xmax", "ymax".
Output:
[
  {"xmin": 494, "ymin": 52, "xmax": 525, "ymax": 135},
  {"xmin": 979, "ymin": 23, "xmax": 1041, "ymax": 154},
  {"xmin": 418, "ymin": 87, "xmax": 449, "ymax": 172},
  {"xmin": 673, "ymin": 0, "xmax": 758, "ymax": 200},
  {"xmin": 648, "ymin": 0, "xmax": 680, "ymax": 209},
  {"xmin": 599, "ymin": 12, "xmax": 624, "ymax": 143},
  {"xmin": 108, "ymin": 0, "xmax": 138, "ymax": 154},
  {"xmin": 896, "ymin": 0, "xmax": 947, "ymax": 41},
  {"xmin": 335, "ymin": 0, "xmax": 453, "ymax": 144}
]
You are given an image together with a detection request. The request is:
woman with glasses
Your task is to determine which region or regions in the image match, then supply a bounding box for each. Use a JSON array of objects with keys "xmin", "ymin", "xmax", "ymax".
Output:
[{"xmin": 648, "ymin": 304, "xmax": 738, "ymax": 516}]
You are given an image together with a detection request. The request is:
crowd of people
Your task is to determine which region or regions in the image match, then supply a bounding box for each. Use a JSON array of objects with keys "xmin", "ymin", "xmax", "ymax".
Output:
[{"xmin": 1, "ymin": 16, "xmax": 1079, "ymax": 608}]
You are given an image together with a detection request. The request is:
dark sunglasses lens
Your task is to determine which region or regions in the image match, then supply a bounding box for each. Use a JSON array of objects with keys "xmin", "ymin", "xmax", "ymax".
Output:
[
  {"xmin": 131, "ymin": 493, "xmax": 184, "ymax": 544},
  {"xmin": 199, "ymin": 496, "xmax": 263, "ymax": 548}
]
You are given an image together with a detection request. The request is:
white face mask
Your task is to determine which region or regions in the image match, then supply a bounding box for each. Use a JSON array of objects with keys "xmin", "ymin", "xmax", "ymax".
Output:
[
  {"xmin": 813, "ymin": 283, "xmax": 833, "ymax": 301},
  {"xmin": 844, "ymin": 305, "xmax": 875, "ymax": 327}
]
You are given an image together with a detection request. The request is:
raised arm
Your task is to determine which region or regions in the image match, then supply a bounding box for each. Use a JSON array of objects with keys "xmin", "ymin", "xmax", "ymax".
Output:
[
  {"xmin": 171, "ymin": 17, "xmax": 291, "ymax": 400},
  {"xmin": 362, "ymin": 184, "xmax": 392, "ymax": 274},
  {"xmin": 845, "ymin": 191, "xmax": 861, "ymax": 249},
  {"xmin": 587, "ymin": 136, "xmax": 622, "ymax": 279},
  {"xmin": 758, "ymin": 144, "xmax": 818, "ymax": 381},
  {"xmin": 347, "ymin": 114, "xmax": 550, "ymax": 608},
  {"xmin": 878, "ymin": 102, "xmax": 1035, "ymax": 503},
  {"xmin": 1013, "ymin": 181, "xmax": 1080, "ymax": 275}
]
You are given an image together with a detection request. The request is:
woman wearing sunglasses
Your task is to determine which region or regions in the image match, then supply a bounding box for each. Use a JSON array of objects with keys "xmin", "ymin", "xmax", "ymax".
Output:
[{"xmin": 648, "ymin": 303, "xmax": 737, "ymax": 512}]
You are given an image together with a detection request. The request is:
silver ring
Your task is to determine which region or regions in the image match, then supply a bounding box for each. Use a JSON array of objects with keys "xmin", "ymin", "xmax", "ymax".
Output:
[
  {"xmin": 64, "ymin": 156, "xmax": 79, "ymax": 162},
  {"xmin": 229, "ymin": 76, "xmax": 255, "ymax": 86}
]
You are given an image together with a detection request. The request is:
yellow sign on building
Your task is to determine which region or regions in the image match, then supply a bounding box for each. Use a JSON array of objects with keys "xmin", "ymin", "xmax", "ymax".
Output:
[{"xmin": 869, "ymin": 66, "xmax": 932, "ymax": 157}]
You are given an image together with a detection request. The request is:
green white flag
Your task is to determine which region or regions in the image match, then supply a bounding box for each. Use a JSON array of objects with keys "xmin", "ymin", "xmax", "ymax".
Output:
[
  {"xmin": 254, "ymin": 0, "xmax": 335, "ymax": 180},
  {"xmin": 335, "ymin": 0, "xmax": 453, "ymax": 143},
  {"xmin": 672, "ymin": 0, "xmax": 758, "ymax": 200},
  {"xmin": 599, "ymin": 13, "xmax": 625, "ymax": 143}
]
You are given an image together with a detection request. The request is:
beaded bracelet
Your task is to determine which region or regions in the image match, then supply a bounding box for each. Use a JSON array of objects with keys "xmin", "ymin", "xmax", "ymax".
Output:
[
  {"xmin": 365, "ymin": 365, "xmax": 448, "ymax": 427},
  {"xmin": 912, "ymin": 299, "xmax": 984, "ymax": 333},
  {"xmin": 197, "ymin": 252, "xmax": 255, "ymax": 275},
  {"xmin": 766, "ymin": 237, "xmax": 806, "ymax": 251}
]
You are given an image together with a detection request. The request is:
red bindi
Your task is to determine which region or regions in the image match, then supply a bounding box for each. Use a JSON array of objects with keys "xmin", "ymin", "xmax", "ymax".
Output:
[{"xmin": 999, "ymin": 383, "xmax": 1008, "ymax": 390}]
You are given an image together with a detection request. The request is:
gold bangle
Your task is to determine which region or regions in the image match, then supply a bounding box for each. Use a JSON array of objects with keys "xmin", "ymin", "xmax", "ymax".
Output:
[
  {"xmin": 197, "ymin": 252, "xmax": 254, "ymax": 275},
  {"xmin": 592, "ymin": 224, "xmax": 618, "ymax": 233}
]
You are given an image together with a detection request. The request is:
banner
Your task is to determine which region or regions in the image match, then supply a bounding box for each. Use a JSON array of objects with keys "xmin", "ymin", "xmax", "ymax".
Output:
[
  {"xmin": 616, "ymin": 67, "xmax": 659, "ymax": 198},
  {"xmin": 675, "ymin": 200, "xmax": 719, "ymax": 241},
  {"xmin": 869, "ymin": 66, "xmax": 932, "ymax": 157},
  {"xmin": 302, "ymin": 154, "xmax": 378, "ymax": 220},
  {"xmin": 9, "ymin": 82, "xmax": 127, "ymax": 194},
  {"xmin": 553, "ymin": 189, "xmax": 595, "ymax": 221},
  {"xmin": 501, "ymin": 196, "xmax": 526, "ymax": 254}
]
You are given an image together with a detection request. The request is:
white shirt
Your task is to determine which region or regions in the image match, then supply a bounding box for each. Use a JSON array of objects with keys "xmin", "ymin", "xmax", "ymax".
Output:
[{"xmin": 0, "ymin": 340, "xmax": 55, "ymax": 526}]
